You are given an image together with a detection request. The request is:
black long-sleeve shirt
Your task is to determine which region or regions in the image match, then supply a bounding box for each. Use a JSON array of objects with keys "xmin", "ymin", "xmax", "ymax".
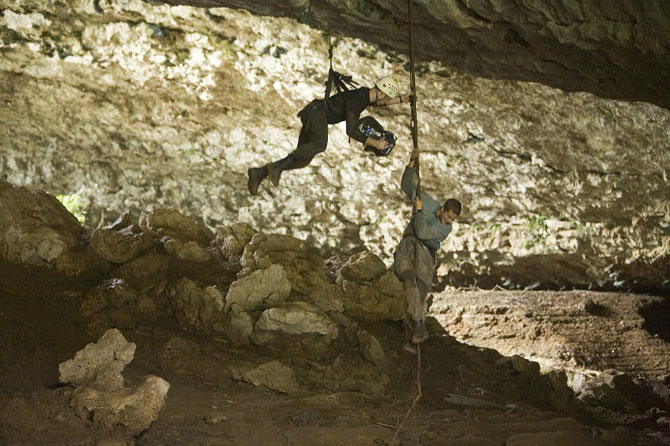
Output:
[{"xmin": 324, "ymin": 87, "xmax": 371, "ymax": 143}]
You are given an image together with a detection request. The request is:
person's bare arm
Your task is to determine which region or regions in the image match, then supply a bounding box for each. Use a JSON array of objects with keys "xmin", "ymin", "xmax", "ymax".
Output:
[
  {"xmin": 375, "ymin": 93, "xmax": 412, "ymax": 107},
  {"xmin": 414, "ymin": 196, "xmax": 423, "ymax": 211}
]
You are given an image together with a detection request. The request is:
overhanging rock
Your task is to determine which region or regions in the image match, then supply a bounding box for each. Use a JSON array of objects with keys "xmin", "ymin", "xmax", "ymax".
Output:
[{"xmin": 166, "ymin": 0, "xmax": 670, "ymax": 109}]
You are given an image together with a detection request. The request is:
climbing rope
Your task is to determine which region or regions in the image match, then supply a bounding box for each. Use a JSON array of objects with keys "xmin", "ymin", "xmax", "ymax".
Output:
[
  {"xmin": 407, "ymin": 0, "xmax": 424, "ymax": 329},
  {"xmin": 407, "ymin": 0, "xmax": 423, "ymax": 336},
  {"xmin": 323, "ymin": 36, "xmax": 357, "ymax": 105},
  {"xmin": 407, "ymin": 0, "xmax": 421, "ymax": 196},
  {"xmin": 324, "ymin": 36, "xmax": 336, "ymax": 102},
  {"xmin": 393, "ymin": 2, "xmax": 424, "ymax": 443}
]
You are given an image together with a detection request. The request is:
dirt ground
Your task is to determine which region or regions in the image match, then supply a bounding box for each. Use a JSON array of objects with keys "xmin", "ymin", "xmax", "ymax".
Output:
[
  {"xmin": 432, "ymin": 289, "xmax": 670, "ymax": 384},
  {"xmin": 1, "ymin": 262, "xmax": 668, "ymax": 446}
]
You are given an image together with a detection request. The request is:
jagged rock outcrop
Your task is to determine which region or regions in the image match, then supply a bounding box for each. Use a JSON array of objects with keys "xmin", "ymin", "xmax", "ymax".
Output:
[
  {"xmin": 253, "ymin": 301, "xmax": 340, "ymax": 345},
  {"xmin": 62, "ymin": 201, "xmax": 405, "ymax": 394},
  {"xmin": 91, "ymin": 211, "xmax": 155, "ymax": 264},
  {"xmin": 0, "ymin": 180, "xmax": 102, "ymax": 275},
  {"xmin": 5, "ymin": 179, "xmax": 667, "ymax": 445},
  {"xmin": 327, "ymin": 252, "xmax": 405, "ymax": 320},
  {"xmin": 224, "ymin": 263, "xmax": 292, "ymax": 312},
  {"xmin": 214, "ymin": 222, "xmax": 258, "ymax": 261},
  {"xmin": 139, "ymin": 208, "xmax": 214, "ymax": 247},
  {"xmin": 58, "ymin": 329, "xmax": 170, "ymax": 437},
  {"xmin": 168, "ymin": 277, "xmax": 227, "ymax": 335}
]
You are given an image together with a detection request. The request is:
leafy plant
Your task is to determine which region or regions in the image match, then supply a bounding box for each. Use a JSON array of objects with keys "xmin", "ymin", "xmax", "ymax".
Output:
[
  {"xmin": 485, "ymin": 224, "xmax": 500, "ymax": 245},
  {"xmin": 57, "ymin": 193, "xmax": 86, "ymax": 225},
  {"xmin": 571, "ymin": 220, "xmax": 594, "ymax": 238},
  {"xmin": 523, "ymin": 214, "xmax": 547, "ymax": 248}
]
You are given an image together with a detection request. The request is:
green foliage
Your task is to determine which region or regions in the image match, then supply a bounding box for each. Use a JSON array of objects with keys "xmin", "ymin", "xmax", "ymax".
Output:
[
  {"xmin": 571, "ymin": 220, "xmax": 594, "ymax": 238},
  {"xmin": 485, "ymin": 224, "xmax": 500, "ymax": 245},
  {"xmin": 372, "ymin": 215, "xmax": 385, "ymax": 229},
  {"xmin": 57, "ymin": 193, "xmax": 86, "ymax": 225},
  {"xmin": 523, "ymin": 214, "xmax": 548, "ymax": 249},
  {"xmin": 525, "ymin": 214, "xmax": 547, "ymax": 232}
]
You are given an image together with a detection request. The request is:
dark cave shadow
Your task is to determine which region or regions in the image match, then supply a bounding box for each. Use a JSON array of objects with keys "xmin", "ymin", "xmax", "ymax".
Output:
[{"xmin": 639, "ymin": 297, "xmax": 670, "ymax": 342}]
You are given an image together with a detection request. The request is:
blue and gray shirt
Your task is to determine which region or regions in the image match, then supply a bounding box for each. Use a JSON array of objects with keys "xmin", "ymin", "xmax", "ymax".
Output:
[{"xmin": 400, "ymin": 165, "xmax": 452, "ymax": 254}]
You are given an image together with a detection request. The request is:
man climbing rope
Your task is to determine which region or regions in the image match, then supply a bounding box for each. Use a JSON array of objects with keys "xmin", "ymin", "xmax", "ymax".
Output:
[
  {"xmin": 247, "ymin": 76, "xmax": 411, "ymax": 195},
  {"xmin": 393, "ymin": 148, "xmax": 462, "ymax": 345}
]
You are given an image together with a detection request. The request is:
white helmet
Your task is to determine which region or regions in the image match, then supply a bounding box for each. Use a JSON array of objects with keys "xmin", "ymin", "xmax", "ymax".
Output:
[{"xmin": 375, "ymin": 76, "xmax": 399, "ymax": 99}]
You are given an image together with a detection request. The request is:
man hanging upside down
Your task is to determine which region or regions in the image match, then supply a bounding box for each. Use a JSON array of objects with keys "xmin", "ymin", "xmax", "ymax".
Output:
[
  {"xmin": 393, "ymin": 148, "xmax": 462, "ymax": 345},
  {"xmin": 247, "ymin": 76, "xmax": 411, "ymax": 195}
]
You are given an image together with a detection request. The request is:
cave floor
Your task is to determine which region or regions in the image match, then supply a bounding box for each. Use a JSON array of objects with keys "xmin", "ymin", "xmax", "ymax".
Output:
[
  {"xmin": 432, "ymin": 288, "xmax": 670, "ymax": 384},
  {"xmin": 0, "ymin": 263, "xmax": 667, "ymax": 446}
]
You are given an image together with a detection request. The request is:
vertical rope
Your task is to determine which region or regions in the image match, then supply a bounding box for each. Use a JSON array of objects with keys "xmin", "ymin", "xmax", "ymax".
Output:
[
  {"xmin": 408, "ymin": 0, "xmax": 421, "ymax": 196},
  {"xmin": 391, "ymin": 345, "xmax": 422, "ymax": 444},
  {"xmin": 324, "ymin": 36, "xmax": 334, "ymax": 115},
  {"xmin": 392, "ymin": 4, "xmax": 426, "ymax": 444},
  {"xmin": 328, "ymin": 35, "xmax": 334, "ymax": 72},
  {"xmin": 407, "ymin": 0, "xmax": 422, "ymax": 305}
]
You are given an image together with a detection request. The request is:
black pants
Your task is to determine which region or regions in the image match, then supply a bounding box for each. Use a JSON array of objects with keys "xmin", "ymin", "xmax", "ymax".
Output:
[{"xmin": 277, "ymin": 107, "xmax": 329, "ymax": 170}]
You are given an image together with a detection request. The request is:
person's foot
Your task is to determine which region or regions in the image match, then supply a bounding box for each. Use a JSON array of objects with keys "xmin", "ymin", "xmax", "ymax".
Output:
[
  {"xmin": 247, "ymin": 166, "xmax": 267, "ymax": 195},
  {"xmin": 267, "ymin": 162, "xmax": 283, "ymax": 187},
  {"xmin": 411, "ymin": 320, "xmax": 429, "ymax": 344}
]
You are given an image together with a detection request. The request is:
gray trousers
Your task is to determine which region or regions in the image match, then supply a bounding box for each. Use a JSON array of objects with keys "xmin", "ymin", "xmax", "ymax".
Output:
[{"xmin": 393, "ymin": 236, "xmax": 434, "ymax": 323}]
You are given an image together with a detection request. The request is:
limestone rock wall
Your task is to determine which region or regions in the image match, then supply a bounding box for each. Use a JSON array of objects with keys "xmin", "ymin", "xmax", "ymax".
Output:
[
  {"xmin": 0, "ymin": 0, "xmax": 668, "ymax": 292},
  {"xmin": 175, "ymin": 0, "xmax": 670, "ymax": 110}
]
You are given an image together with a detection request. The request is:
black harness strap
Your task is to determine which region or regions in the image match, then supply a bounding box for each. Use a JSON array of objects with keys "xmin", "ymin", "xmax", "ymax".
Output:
[{"xmin": 323, "ymin": 36, "xmax": 359, "ymax": 113}]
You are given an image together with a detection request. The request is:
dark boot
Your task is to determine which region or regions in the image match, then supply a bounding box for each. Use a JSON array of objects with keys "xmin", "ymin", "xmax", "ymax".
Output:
[
  {"xmin": 267, "ymin": 160, "xmax": 286, "ymax": 187},
  {"xmin": 247, "ymin": 166, "xmax": 268, "ymax": 195}
]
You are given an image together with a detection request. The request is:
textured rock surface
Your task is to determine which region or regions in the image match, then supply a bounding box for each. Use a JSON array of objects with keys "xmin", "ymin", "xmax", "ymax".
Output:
[
  {"xmin": 59, "ymin": 329, "xmax": 170, "ymax": 437},
  {"xmin": 331, "ymin": 259, "xmax": 405, "ymax": 321},
  {"xmin": 356, "ymin": 328, "xmax": 387, "ymax": 368},
  {"xmin": 224, "ymin": 263, "xmax": 292, "ymax": 311},
  {"xmin": 59, "ymin": 328, "xmax": 135, "ymax": 388},
  {"xmin": 168, "ymin": 277, "xmax": 227, "ymax": 334},
  {"xmin": 241, "ymin": 360, "xmax": 301, "ymax": 394},
  {"xmin": 1, "ymin": 190, "xmax": 667, "ymax": 445},
  {"xmin": 253, "ymin": 301, "xmax": 339, "ymax": 344},
  {"xmin": 170, "ymin": 0, "xmax": 670, "ymax": 110},
  {"xmin": 70, "ymin": 375, "xmax": 170, "ymax": 435},
  {"xmin": 139, "ymin": 208, "xmax": 213, "ymax": 246},
  {"xmin": 90, "ymin": 223, "xmax": 154, "ymax": 264},
  {"xmin": 0, "ymin": 181, "xmax": 97, "ymax": 275},
  {"xmin": 0, "ymin": 1, "xmax": 668, "ymax": 291},
  {"xmin": 432, "ymin": 288, "xmax": 670, "ymax": 410}
]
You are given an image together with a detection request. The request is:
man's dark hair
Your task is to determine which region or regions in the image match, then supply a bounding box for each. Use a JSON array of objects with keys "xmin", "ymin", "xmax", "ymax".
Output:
[{"xmin": 444, "ymin": 198, "xmax": 462, "ymax": 216}]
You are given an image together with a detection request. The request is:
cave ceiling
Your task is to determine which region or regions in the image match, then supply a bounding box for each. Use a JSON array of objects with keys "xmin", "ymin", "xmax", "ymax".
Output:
[{"xmin": 162, "ymin": 0, "xmax": 670, "ymax": 110}]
